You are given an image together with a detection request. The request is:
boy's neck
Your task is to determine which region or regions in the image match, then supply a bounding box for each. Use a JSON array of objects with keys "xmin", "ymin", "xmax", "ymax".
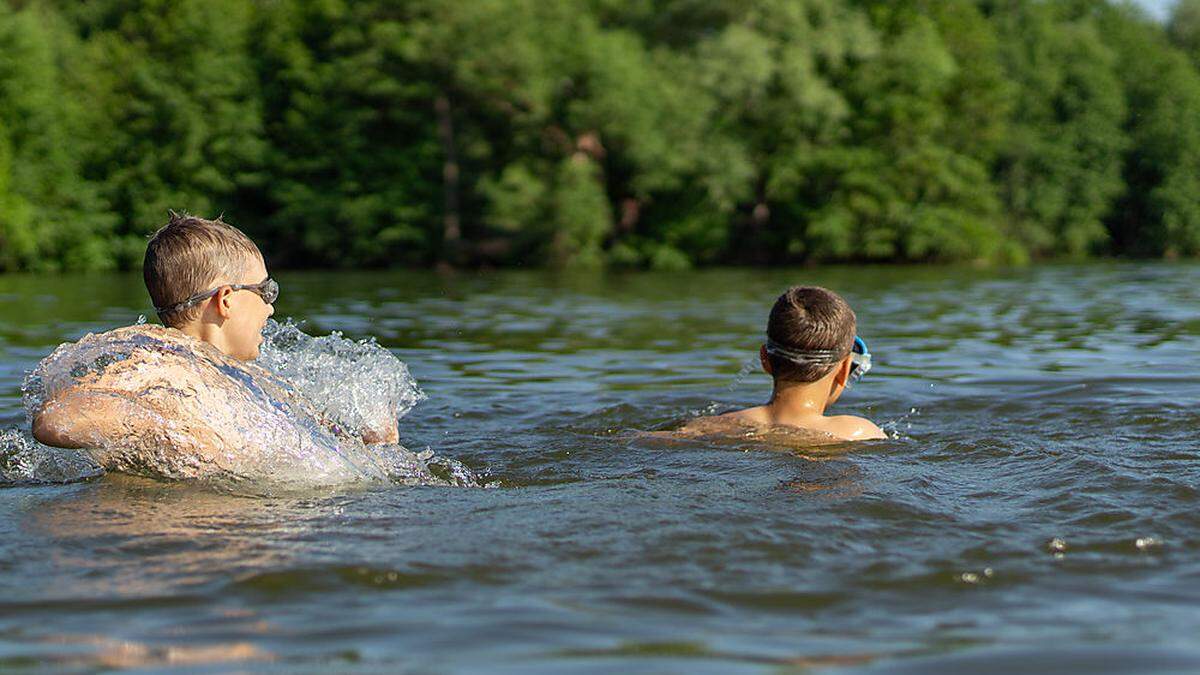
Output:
[
  {"xmin": 766, "ymin": 378, "xmax": 834, "ymax": 421},
  {"xmin": 177, "ymin": 321, "xmax": 231, "ymax": 358}
]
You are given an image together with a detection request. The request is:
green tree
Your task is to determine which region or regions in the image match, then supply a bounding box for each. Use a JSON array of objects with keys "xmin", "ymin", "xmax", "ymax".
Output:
[
  {"xmin": 665, "ymin": 0, "xmax": 879, "ymax": 263},
  {"xmin": 413, "ymin": 0, "xmax": 721, "ymax": 268},
  {"xmin": 0, "ymin": 121, "xmax": 36, "ymax": 271},
  {"xmin": 991, "ymin": 2, "xmax": 1127, "ymax": 257},
  {"xmin": 0, "ymin": 3, "xmax": 114, "ymax": 270},
  {"xmin": 3, "ymin": 0, "xmax": 1200, "ymax": 271},
  {"xmin": 1104, "ymin": 6, "xmax": 1200, "ymax": 256},
  {"xmin": 1168, "ymin": 0, "xmax": 1200, "ymax": 60},
  {"xmin": 795, "ymin": 4, "xmax": 1008, "ymax": 262},
  {"xmin": 252, "ymin": 0, "xmax": 442, "ymax": 268},
  {"xmin": 71, "ymin": 0, "xmax": 266, "ymax": 265}
]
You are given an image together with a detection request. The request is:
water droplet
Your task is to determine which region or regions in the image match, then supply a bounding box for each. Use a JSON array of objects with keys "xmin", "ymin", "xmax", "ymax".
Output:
[
  {"xmin": 958, "ymin": 572, "xmax": 980, "ymax": 584},
  {"xmin": 1135, "ymin": 536, "xmax": 1161, "ymax": 551}
]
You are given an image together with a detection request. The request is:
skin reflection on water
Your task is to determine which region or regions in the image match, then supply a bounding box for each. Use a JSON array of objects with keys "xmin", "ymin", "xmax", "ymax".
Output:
[
  {"xmin": 640, "ymin": 425, "xmax": 868, "ymax": 498},
  {"xmin": 15, "ymin": 476, "xmax": 365, "ymax": 667},
  {"xmin": 26, "ymin": 475, "xmax": 355, "ymax": 593},
  {"xmin": 777, "ymin": 457, "xmax": 865, "ymax": 499},
  {"xmin": 31, "ymin": 632, "xmax": 270, "ymax": 670}
]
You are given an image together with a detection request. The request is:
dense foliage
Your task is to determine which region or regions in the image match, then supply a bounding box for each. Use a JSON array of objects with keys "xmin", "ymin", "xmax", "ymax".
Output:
[{"xmin": 1, "ymin": 0, "xmax": 1199, "ymax": 270}]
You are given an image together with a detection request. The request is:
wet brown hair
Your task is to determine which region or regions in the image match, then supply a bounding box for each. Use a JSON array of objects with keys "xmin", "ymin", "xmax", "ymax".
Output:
[
  {"xmin": 143, "ymin": 212, "xmax": 262, "ymax": 328},
  {"xmin": 766, "ymin": 286, "xmax": 857, "ymax": 383}
]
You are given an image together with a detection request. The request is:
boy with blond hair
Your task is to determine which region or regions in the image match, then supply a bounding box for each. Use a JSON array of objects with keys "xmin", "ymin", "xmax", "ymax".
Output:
[{"xmin": 684, "ymin": 286, "xmax": 884, "ymax": 442}]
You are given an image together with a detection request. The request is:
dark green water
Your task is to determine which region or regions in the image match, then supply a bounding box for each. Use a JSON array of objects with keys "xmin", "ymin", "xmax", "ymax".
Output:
[{"xmin": 1, "ymin": 263, "xmax": 1198, "ymax": 672}]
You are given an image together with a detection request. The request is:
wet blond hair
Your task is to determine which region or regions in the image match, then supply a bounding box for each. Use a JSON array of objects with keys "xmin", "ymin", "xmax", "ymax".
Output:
[
  {"xmin": 144, "ymin": 212, "xmax": 262, "ymax": 328},
  {"xmin": 766, "ymin": 286, "xmax": 857, "ymax": 383}
]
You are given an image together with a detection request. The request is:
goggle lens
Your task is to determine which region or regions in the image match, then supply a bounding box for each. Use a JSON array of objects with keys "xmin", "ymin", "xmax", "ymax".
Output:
[
  {"xmin": 261, "ymin": 278, "xmax": 279, "ymax": 305},
  {"xmin": 848, "ymin": 335, "xmax": 871, "ymax": 385}
]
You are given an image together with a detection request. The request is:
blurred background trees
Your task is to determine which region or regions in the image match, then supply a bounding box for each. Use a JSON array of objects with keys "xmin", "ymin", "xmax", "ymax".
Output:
[{"xmin": 0, "ymin": 0, "xmax": 1197, "ymax": 270}]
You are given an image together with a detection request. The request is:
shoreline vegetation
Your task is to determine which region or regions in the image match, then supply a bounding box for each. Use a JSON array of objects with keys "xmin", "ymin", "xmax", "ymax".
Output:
[{"xmin": 2, "ymin": 0, "xmax": 1200, "ymax": 272}]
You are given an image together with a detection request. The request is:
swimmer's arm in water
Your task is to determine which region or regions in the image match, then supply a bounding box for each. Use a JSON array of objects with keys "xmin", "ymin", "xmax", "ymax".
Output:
[
  {"xmin": 32, "ymin": 384, "xmax": 246, "ymax": 476},
  {"xmin": 305, "ymin": 408, "xmax": 397, "ymax": 444},
  {"xmin": 32, "ymin": 387, "xmax": 151, "ymax": 449}
]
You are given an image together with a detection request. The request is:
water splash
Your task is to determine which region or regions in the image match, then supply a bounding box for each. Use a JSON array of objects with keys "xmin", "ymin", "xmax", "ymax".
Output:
[
  {"xmin": 256, "ymin": 319, "xmax": 425, "ymax": 442},
  {"xmin": 0, "ymin": 428, "xmax": 104, "ymax": 485},
  {"xmin": 17, "ymin": 322, "xmax": 475, "ymax": 488},
  {"xmin": 880, "ymin": 407, "xmax": 919, "ymax": 439}
]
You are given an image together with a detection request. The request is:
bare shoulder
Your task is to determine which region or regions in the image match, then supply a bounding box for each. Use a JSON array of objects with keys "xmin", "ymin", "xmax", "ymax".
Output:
[{"xmin": 823, "ymin": 415, "xmax": 887, "ymax": 441}]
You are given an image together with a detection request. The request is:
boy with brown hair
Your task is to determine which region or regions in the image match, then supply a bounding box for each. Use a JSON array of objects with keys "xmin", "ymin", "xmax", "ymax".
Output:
[
  {"xmin": 684, "ymin": 286, "xmax": 885, "ymax": 442},
  {"xmin": 142, "ymin": 212, "xmax": 278, "ymax": 360},
  {"xmin": 30, "ymin": 213, "xmax": 398, "ymax": 478}
]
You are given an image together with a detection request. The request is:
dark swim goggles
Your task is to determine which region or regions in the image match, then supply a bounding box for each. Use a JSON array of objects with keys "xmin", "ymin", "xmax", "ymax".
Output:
[{"xmin": 155, "ymin": 277, "xmax": 279, "ymax": 317}]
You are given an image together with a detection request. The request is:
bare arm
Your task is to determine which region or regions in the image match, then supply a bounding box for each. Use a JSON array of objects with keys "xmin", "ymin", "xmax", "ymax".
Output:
[
  {"xmin": 32, "ymin": 387, "xmax": 147, "ymax": 449},
  {"xmin": 31, "ymin": 384, "xmax": 252, "ymax": 480}
]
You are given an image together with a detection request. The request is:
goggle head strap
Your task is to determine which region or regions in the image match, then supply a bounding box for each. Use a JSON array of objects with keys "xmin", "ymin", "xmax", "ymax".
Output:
[{"xmin": 763, "ymin": 338, "xmax": 847, "ymax": 367}]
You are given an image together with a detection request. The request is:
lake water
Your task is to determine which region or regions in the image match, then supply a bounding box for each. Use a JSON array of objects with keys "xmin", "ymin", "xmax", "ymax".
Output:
[{"xmin": 0, "ymin": 263, "xmax": 1198, "ymax": 672}]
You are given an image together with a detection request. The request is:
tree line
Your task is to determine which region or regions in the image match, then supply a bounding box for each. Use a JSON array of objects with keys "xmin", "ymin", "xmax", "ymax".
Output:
[{"xmin": 3, "ymin": 0, "xmax": 1200, "ymax": 271}]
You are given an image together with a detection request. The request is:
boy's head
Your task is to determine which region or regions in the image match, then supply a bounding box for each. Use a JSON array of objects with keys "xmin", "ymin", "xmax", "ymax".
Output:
[
  {"xmin": 144, "ymin": 213, "xmax": 275, "ymax": 360},
  {"xmin": 763, "ymin": 286, "xmax": 856, "ymax": 383}
]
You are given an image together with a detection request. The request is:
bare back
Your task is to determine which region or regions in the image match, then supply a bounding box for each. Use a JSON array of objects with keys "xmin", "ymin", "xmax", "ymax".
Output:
[{"xmin": 679, "ymin": 407, "xmax": 884, "ymax": 443}]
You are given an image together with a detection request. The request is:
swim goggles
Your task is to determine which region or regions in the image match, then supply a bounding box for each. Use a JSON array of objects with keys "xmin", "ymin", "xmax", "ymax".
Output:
[
  {"xmin": 848, "ymin": 335, "xmax": 872, "ymax": 385},
  {"xmin": 764, "ymin": 335, "xmax": 872, "ymax": 385},
  {"xmin": 155, "ymin": 277, "xmax": 279, "ymax": 317}
]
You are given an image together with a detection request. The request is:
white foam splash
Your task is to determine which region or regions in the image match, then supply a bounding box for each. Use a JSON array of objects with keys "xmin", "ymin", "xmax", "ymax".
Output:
[
  {"xmin": 0, "ymin": 428, "xmax": 104, "ymax": 485},
  {"xmin": 256, "ymin": 319, "xmax": 426, "ymax": 442}
]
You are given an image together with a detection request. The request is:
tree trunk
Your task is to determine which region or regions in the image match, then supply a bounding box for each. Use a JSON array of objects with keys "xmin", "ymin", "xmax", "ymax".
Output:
[{"xmin": 435, "ymin": 94, "xmax": 461, "ymax": 262}]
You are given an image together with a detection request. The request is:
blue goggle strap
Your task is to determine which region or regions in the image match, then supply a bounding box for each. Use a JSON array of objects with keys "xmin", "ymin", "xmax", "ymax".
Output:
[{"xmin": 849, "ymin": 336, "xmax": 871, "ymax": 384}]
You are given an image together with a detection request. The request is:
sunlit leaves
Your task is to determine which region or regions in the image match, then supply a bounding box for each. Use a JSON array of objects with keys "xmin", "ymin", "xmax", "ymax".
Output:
[{"xmin": 2, "ymin": 0, "xmax": 1200, "ymax": 270}]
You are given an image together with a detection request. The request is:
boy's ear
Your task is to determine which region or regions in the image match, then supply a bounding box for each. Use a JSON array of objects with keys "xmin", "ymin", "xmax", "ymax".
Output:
[
  {"xmin": 832, "ymin": 356, "xmax": 852, "ymax": 387},
  {"xmin": 760, "ymin": 345, "xmax": 773, "ymax": 375},
  {"xmin": 214, "ymin": 286, "xmax": 234, "ymax": 319}
]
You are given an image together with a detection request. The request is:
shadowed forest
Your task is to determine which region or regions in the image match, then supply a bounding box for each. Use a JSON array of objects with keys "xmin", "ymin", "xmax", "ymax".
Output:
[{"xmin": 3, "ymin": 0, "xmax": 1200, "ymax": 271}]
